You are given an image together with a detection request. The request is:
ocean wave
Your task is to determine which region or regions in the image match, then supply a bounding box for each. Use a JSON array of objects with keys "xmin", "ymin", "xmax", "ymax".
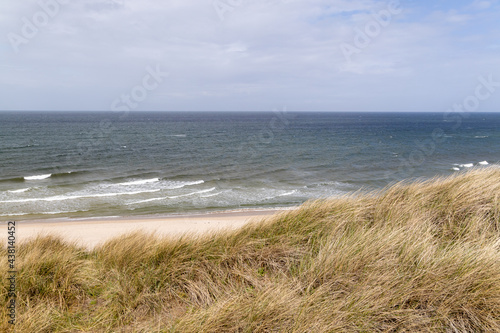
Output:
[
  {"xmin": 103, "ymin": 179, "xmax": 204, "ymax": 190},
  {"xmin": 1, "ymin": 143, "xmax": 40, "ymax": 150},
  {"xmin": 118, "ymin": 178, "xmax": 160, "ymax": 186},
  {"xmin": 0, "ymin": 171, "xmax": 78, "ymax": 183},
  {"xmin": 257, "ymin": 189, "xmax": 300, "ymax": 202},
  {"xmin": 306, "ymin": 181, "xmax": 351, "ymax": 189},
  {"xmin": 127, "ymin": 197, "xmax": 165, "ymax": 205},
  {"xmin": 277, "ymin": 190, "xmax": 297, "ymax": 197},
  {"xmin": 168, "ymin": 187, "xmax": 216, "ymax": 199},
  {"xmin": 0, "ymin": 209, "xmax": 90, "ymax": 217},
  {"xmin": 0, "ymin": 212, "xmax": 32, "ymax": 217},
  {"xmin": 24, "ymin": 174, "xmax": 52, "ymax": 180},
  {"xmin": 165, "ymin": 180, "xmax": 205, "ymax": 189},
  {"xmin": 0, "ymin": 177, "xmax": 25, "ymax": 183},
  {"xmin": 0, "ymin": 189, "xmax": 161, "ymax": 203},
  {"xmin": 51, "ymin": 171, "xmax": 86, "ymax": 178},
  {"xmin": 200, "ymin": 192, "xmax": 223, "ymax": 198},
  {"xmin": 127, "ymin": 187, "xmax": 217, "ymax": 204},
  {"xmin": 455, "ymin": 161, "xmax": 489, "ymax": 169},
  {"xmin": 7, "ymin": 188, "xmax": 31, "ymax": 193}
]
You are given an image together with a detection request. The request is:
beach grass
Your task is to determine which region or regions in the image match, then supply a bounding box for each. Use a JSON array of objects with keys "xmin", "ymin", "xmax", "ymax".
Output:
[{"xmin": 1, "ymin": 168, "xmax": 500, "ymax": 332}]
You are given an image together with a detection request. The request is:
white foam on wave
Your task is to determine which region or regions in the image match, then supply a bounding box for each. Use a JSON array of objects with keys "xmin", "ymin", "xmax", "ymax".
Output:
[
  {"xmin": 0, "ymin": 209, "xmax": 91, "ymax": 217},
  {"xmin": 127, "ymin": 197, "xmax": 164, "ymax": 205},
  {"xmin": 109, "ymin": 179, "xmax": 203, "ymax": 189},
  {"xmin": 452, "ymin": 167, "xmax": 460, "ymax": 171},
  {"xmin": 168, "ymin": 187, "xmax": 216, "ymax": 199},
  {"xmin": 0, "ymin": 212, "xmax": 31, "ymax": 217},
  {"xmin": 258, "ymin": 189, "xmax": 300, "ymax": 202},
  {"xmin": 118, "ymin": 178, "xmax": 160, "ymax": 186},
  {"xmin": 24, "ymin": 174, "xmax": 51, "ymax": 180},
  {"xmin": 455, "ymin": 161, "xmax": 489, "ymax": 169},
  {"xmin": 8, "ymin": 188, "xmax": 30, "ymax": 193},
  {"xmin": 127, "ymin": 187, "xmax": 217, "ymax": 205},
  {"xmin": 0, "ymin": 189, "xmax": 161, "ymax": 203},
  {"xmin": 278, "ymin": 190, "xmax": 297, "ymax": 197},
  {"xmin": 166, "ymin": 180, "xmax": 204, "ymax": 189}
]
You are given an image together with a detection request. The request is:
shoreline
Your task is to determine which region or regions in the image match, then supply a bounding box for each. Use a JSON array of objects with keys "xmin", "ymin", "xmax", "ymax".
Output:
[
  {"xmin": 0, "ymin": 208, "xmax": 293, "ymax": 249},
  {"xmin": 4, "ymin": 206, "xmax": 296, "ymax": 225}
]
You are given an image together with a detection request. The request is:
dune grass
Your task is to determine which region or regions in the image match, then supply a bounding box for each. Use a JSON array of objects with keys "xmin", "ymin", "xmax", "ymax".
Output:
[{"xmin": 1, "ymin": 168, "xmax": 500, "ymax": 332}]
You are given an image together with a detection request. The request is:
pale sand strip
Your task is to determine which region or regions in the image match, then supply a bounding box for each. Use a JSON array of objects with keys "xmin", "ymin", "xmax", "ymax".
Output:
[{"xmin": 1, "ymin": 210, "xmax": 284, "ymax": 249}]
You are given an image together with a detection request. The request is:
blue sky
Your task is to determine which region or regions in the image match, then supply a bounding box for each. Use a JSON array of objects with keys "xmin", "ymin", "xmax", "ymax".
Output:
[{"xmin": 0, "ymin": 0, "xmax": 499, "ymax": 111}]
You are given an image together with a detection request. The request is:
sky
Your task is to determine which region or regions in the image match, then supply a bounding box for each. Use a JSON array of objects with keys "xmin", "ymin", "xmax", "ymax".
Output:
[{"xmin": 0, "ymin": 0, "xmax": 499, "ymax": 112}]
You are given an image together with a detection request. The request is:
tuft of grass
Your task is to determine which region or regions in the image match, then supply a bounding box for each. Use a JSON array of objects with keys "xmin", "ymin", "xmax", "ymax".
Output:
[{"xmin": 1, "ymin": 167, "xmax": 500, "ymax": 332}]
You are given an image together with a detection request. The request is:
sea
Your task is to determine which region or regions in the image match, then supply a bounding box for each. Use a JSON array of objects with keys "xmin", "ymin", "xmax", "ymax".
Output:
[{"xmin": 0, "ymin": 111, "xmax": 499, "ymax": 221}]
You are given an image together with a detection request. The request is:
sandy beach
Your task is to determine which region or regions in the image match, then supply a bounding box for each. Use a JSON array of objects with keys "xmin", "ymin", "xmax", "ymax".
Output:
[{"xmin": 1, "ymin": 210, "xmax": 284, "ymax": 249}]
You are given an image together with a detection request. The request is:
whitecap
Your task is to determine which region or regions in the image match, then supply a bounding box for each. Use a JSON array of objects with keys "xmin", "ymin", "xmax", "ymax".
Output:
[
  {"xmin": 24, "ymin": 174, "xmax": 51, "ymax": 180},
  {"xmin": 8, "ymin": 188, "xmax": 30, "ymax": 193},
  {"xmin": 0, "ymin": 209, "xmax": 90, "ymax": 217},
  {"xmin": 37, "ymin": 210, "xmax": 91, "ymax": 215},
  {"xmin": 258, "ymin": 189, "xmax": 300, "ymax": 202},
  {"xmin": 168, "ymin": 187, "xmax": 216, "ymax": 199},
  {"xmin": 118, "ymin": 178, "xmax": 160, "ymax": 186},
  {"xmin": 127, "ymin": 197, "xmax": 164, "ymax": 205},
  {"xmin": 127, "ymin": 187, "xmax": 217, "ymax": 204},
  {"xmin": 459, "ymin": 163, "xmax": 474, "ymax": 168},
  {"xmin": 0, "ymin": 189, "xmax": 161, "ymax": 203},
  {"xmin": 0, "ymin": 212, "xmax": 31, "ymax": 216},
  {"xmin": 278, "ymin": 190, "xmax": 297, "ymax": 197},
  {"xmin": 165, "ymin": 180, "xmax": 204, "ymax": 189},
  {"xmin": 452, "ymin": 167, "xmax": 460, "ymax": 171},
  {"xmin": 479, "ymin": 161, "xmax": 489, "ymax": 165}
]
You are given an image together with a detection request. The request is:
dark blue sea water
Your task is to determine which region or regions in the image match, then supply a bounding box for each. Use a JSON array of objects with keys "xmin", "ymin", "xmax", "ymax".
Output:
[{"xmin": 0, "ymin": 111, "xmax": 499, "ymax": 220}]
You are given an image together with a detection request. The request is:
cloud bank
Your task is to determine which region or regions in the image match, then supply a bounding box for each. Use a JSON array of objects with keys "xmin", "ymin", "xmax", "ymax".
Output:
[{"xmin": 1, "ymin": 0, "xmax": 499, "ymax": 111}]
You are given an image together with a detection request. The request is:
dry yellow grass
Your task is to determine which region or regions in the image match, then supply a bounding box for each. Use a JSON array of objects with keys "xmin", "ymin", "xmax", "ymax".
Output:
[{"xmin": 1, "ymin": 167, "xmax": 500, "ymax": 332}]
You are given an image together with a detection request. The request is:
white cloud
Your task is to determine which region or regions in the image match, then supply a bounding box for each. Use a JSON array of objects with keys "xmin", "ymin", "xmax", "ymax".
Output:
[
  {"xmin": 469, "ymin": 0, "xmax": 493, "ymax": 10},
  {"xmin": 445, "ymin": 12, "xmax": 473, "ymax": 23}
]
